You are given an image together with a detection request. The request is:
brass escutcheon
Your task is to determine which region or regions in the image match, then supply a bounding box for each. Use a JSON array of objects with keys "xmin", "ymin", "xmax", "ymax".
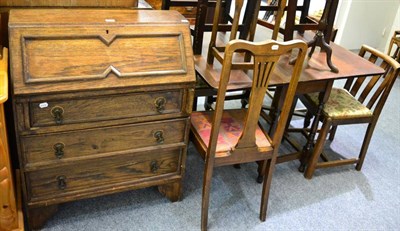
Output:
[
  {"xmin": 150, "ymin": 160, "xmax": 159, "ymax": 173},
  {"xmin": 51, "ymin": 106, "xmax": 64, "ymax": 125},
  {"xmin": 153, "ymin": 130, "xmax": 164, "ymax": 144},
  {"xmin": 154, "ymin": 97, "xmax": 166, "ymax": 113},
  {"xmin": 53, "ymin": 142, "xmax": 65, "ymax": 159},
  {"xmin": 56, "ymin": 175, "xmax": 67, "ymax": 190}
]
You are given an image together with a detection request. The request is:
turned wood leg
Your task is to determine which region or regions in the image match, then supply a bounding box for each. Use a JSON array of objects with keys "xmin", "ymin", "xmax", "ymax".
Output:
[
  {"xmin": 158, "ymin": 181, "xmax": 182, "ymax": 202},
  {"xmin": 304, "ymin": 111, "xmax": 313, "ymax": 128},
  {"xmin": 304, "ymin": 118, "xmax": 332, "ymax": 179},
  {"xmin": 299, "ymin": 111, "xmax": 321, "ymax": 173},
  {"xmin": 27, "ymin": 204, "xmax": 58, "ymax": 230},
  {"xmin": 268, "ymin": 86, "xmax": 286, "ymax": 136},
  {"xmin": 299, "ymin": 82, "xmax": 332, "ymax": 172}
]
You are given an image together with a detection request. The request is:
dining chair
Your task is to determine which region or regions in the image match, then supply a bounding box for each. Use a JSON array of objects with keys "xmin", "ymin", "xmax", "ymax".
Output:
[
  {"xmin": 299, "ymin": 45, "xmax": 400, "ymax": 179},
  {"xmin": 162, "ymin": 0, "xmax": 237, "ymax": 55},
  {"xmin": 190, "ymin": 39, "xmax": 307, "ymax": 230},
  {"xmin": 193, "ymin": 0, "xmax": 256, "ymax": 111}
]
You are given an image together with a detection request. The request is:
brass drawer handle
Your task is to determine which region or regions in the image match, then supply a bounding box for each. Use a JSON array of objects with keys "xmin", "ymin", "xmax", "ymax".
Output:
[
  {"xmin": 57, "ymin": 175, "xmax": 67, "ymax": 190},
  {"xmin": 53, "ymin": 143, "xmax": 65, "ymax": 159},
  {"xmin": 154, "ymin": 97, "xmax": 166, "ymax": 113},
  {"xmin": 150, "ymin": 160, "xmax": 159, "ymax": 173},
  {"xmin": 153, "ymin": 130, "xmax": 164, "ymax": 144},
  {"xmin": 51, "ymin": 106, "xmax": 64, "ymax": 125}
]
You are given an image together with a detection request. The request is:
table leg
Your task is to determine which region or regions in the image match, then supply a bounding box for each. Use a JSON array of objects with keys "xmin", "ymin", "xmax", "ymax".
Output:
[
  {"xmin": 298, "ymin": 80, "xmax": 333, "ymax": 172},
  {"xmin": 266, "ymin": 85, "xmax": 287, "ymax": 136}
]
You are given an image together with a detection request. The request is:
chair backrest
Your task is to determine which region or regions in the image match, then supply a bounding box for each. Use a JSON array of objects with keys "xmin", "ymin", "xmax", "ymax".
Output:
[
  {"xmin": 206, "ymin": 0, "xmax": 254, "ymax": 64},
  {"xmin": 208, "ymin": 39, "xmax": 307, "ymax": 155},
  {"xmin": 257, "ymin": 0, "xmax": 338, "ymax": 43},
  {"xmin": 344, "ymin": 45, "xmax": 400, "ymax": 118}
]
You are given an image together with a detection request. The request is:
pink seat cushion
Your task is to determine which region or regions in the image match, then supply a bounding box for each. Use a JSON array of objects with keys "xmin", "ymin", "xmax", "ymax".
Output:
[{"xmin": 190, "ymin": 109, "xmax": 271, "ymax": 156}]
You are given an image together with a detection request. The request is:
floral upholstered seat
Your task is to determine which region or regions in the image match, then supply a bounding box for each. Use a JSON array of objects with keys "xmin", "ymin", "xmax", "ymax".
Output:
[
  {"xmin": 306, "ymin": 88, "xmax": 372, "ymax": 118},
  {"xmin": 190, "ymin": 109, "xmax": 271, "ymax": 158}
]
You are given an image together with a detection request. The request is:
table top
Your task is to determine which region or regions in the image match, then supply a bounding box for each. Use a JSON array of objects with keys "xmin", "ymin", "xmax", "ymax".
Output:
[{"xmin": 197, "ymin": 31, "xmax": 385, "ymax": 89}]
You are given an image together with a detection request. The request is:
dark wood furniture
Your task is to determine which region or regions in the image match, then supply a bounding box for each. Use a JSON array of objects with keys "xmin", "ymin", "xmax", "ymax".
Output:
[
  {"xmin": 298, "ymin": 45, "xmax": 400, "ymax": 179},
  {"xmin": 0, "ymin": 0, "xmax": 149, "ymax": 48},
  {"xmin": 159, "ymin": 0, "xmax": 214, "ymax": 25},
  {"xmin": 190, "ymin": 39, "xmax": 307, "ymax": 231},
  {"xmin": 262, "ymin": 32, "xmax": 386, "ymax": 167},
  {"xmin": 193, "ymin": 0, "xmax": 257, "ymax": 111},
  {"xmin": 8, "ymin": 9, "xmax": 195, "ymax": 229},
  {"xmin": 304, "ymin": 0, "xmax": 338, "ymax": 73},
  {"xmin": 258, "ymin": 0, "xmax": 338, "ymax": 43}
]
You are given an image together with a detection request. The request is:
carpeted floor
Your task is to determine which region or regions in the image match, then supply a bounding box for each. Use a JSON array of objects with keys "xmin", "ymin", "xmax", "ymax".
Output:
[{"xmin": 40, "ymin": 78, "xmax": 400, "ymax": 230}]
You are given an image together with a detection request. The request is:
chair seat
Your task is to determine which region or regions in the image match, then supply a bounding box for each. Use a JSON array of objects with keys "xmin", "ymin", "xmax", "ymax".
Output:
[
  {"xmin": 190, "ymin": 109, "xmax": 271, "ymax": 157},
  {"xmin": 307, "ymin": 88, "xmax": 373, "ymax": 118},
  {"xmin": 194, "ymin": 55, "xmax": 252, "ymax": 90}
]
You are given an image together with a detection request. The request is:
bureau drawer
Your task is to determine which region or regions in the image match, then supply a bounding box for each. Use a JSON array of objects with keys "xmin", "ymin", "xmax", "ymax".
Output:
[
  {"xmin": 29, "ymin": 90, "xmax": 183, "ymax": 128},
  {"xmin": 21, "ymin": 118, "xmax": 188, "ymax": 167},
  {"xmin": 26, "ymin": 147, "xmax": 183, "ymax": 203}
]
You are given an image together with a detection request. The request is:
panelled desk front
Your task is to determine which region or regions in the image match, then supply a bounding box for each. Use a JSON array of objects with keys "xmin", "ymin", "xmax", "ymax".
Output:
[{"xmin": 8, "ymin": 9, "xmax": 195, "ymax": 229}]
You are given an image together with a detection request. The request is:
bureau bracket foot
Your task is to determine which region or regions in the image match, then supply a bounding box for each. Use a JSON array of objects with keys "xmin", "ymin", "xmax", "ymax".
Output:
[
  {"xmin": 27, "ymin": 204, "xmax": 58, "ymax": 230},
  {"xmin": 158, "ymin": 181, "xmax": 182, "ymax": 202}
]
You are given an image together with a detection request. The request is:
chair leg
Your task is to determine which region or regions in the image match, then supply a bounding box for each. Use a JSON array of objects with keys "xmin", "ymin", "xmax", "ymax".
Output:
[
  {"xmin": 285, "ymin": 96, "xmax": 299, "ymax": 132},
  {"xmin": 256, "ymin": 160, "xmax": 266, "ymax": 183},
  {"xmin": 204, "ymin": 96, "xmax": 213, "ymax": 111},
  {"xmin": 328, "ymin": 125, "xmax": 338, "ymax": 141},
  {"xmin": 356, "ymin": 122, "xmax": 376, "ymax": 171},
  {"xmin": 260, "ymin": 157, "xmax": 276, "ymax": 221},
  {"xmin": 304, "ymin": 118, "xmax": 332, "ymax": 179},
  {"xmin": 303, "ymin": 110, "xmax": 313, "ymax": 128},
  {"xmin": 201, "ymin": 159, "xmax": 215, "ymax": 231}
]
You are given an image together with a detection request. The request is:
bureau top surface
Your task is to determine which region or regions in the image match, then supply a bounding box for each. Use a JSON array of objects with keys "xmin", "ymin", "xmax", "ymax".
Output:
[{"xmin": 9, "ymin": 9, "xmax": 188, "ymax": 26}]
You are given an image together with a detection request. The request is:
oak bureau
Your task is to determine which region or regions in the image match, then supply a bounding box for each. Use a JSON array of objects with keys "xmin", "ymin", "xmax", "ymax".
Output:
[{"xmin": 8, "ymin": 9, "xmax": 195, "ymax": 229}]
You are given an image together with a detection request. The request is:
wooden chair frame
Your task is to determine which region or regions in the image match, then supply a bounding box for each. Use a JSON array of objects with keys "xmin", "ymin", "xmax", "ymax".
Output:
[
  {"xmin": 258, "ymin": 0, "xmax": 339, "ymax": 43},
  {"xmin": 299, "ymin": 45, "xmax": 400, "ymax": 179},
  {"xmin": 193, "ymin": 0, "xmax": 259, "ymax": 111},
  {"xmin": 191, "ymin": 39, "xmax": 307, "ymax": 230}
]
